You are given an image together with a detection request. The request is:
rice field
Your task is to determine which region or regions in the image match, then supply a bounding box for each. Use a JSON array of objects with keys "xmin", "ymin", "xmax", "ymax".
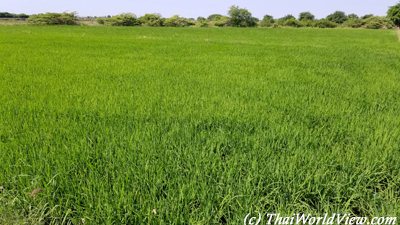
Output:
[{"xmin": 0, "ymin": 26, "xmax": 400, "ymax": 224}]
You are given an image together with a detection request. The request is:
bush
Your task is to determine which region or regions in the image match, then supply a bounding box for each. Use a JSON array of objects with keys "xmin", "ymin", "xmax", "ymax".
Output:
[
  {"xmin": 387, "ymin": 2, "xmax": 400, "ymax": 27},
  {"xmin": 0, "ymin": 12, "xmax": 29, "ymax": 19},
  {"xmin": 283, "ymin": 18, "xmax": 302, "ymax": 27},
  {"xmin": 96, "ymin": 17, "xmax": 106, "ymax": 25},
  {"xmin": 260, "ymin": 15, "xmax": 275, "ymax": 27},
  {"xmin": 326, "ymin": 11, "xmax": 347, "ymax": 24},
  {"xmin": 361, "ymin": 14, "xmax": 374, "ymax": 20},
  {"xmin": 277, "ymin": 14, "xmax": 296, "ymax": 26},
  {"xmin": 347, "ymin": 14, "xmax": 359, "ymax": 19},
  {"xmin": 342, "ymin": 18, "xmax": 363, "ymax": 28},
  {"xmin": 314, "ymin": 19, "xmax": 338, "ymax": 28},
  {"xmin": 363, "ymin": 16, "xmax": 394, "ymax": 29},
  {"xmin": 299, "ymin": 12, "xmax": 315, "ymax": 21},
  {"xmin": 210, "ymin": 16, "xmax": 230, "ymax": 27},
  {"xmin": 164, "ymin": 15, "xmax": 194, "ymax": 27},
  {"xmin": 300, "ymin": 20, "xmax": 316, "ymax": 27},
  {"xmin": 139, "ymin": 14, "xmax": 164, "ymax": 27},
  {"xmin": 228, "ymin": 5, "xmax": 258, "ymax": 27},
  {"xmin": 105, "ymin": 13, "xmax": 140, "ymax": 26},
  {"xmin": 207, "ymin": 14, "xmax": 225, "ymax": 21},
  {"xmin": 195, "ymin": 17, "xmax": 209, "ymax": 27},
  {"xmin": 28, "ymin": 12, "xmax": 77, "ymax": 25}
]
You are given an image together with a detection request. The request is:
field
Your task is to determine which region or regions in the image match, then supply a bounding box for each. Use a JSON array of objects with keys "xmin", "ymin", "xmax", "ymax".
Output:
[{"xmin": 1, "ymin": 26, "xmax": 400, "ymax": 224}]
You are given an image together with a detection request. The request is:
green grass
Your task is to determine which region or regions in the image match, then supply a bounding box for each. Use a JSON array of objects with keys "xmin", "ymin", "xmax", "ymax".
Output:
[{"xmin": 0, "ymin": 26, "xmax": 400, "ymax": 224}]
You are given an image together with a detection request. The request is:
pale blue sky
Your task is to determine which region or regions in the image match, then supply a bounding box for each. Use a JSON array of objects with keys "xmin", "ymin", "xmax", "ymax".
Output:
[{"xmin": 1, "ymin": 0, "xmax": 398, "ymax": 19}]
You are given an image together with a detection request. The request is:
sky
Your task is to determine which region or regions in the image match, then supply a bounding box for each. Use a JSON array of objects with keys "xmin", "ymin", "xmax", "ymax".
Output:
[{"xmin": 1, "ymin": 0, "xmax": 398, "ymax": 19}]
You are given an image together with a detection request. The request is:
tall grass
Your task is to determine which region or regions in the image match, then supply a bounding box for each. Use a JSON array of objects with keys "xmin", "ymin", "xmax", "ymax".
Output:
[{"xmin": 0, "ymin": 26, "xmax": 400, "ymax": 224}]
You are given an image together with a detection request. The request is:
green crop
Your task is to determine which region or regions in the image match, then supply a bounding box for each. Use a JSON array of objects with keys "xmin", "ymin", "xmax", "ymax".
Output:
[{"xmin": 1, "ymin": 26, "xmax": 400, "ymax": 224}]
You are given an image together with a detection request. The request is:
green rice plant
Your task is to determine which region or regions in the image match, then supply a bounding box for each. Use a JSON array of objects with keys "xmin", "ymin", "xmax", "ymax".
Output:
[{"xmin": 0, "ymin": 26, "xmax": 399, "ymax": 224}]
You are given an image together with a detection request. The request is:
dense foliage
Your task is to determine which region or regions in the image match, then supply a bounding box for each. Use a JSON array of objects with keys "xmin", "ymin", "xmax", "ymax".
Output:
[
  {"xmin": 4, "ymin": 4, "xmax": 400, "ymax": 29},
  {"xmin": 28, "ymin": 12, "xmax": 77, "ymax": 25},
  {"xmin": 387, "ymin": 2, "xmax": 400, "ymax": 27},
  {"xmin": 97, "ymin": 13, "xmax": 140, "ymax": 26},
  {"xmin": 139, "ymin": 14, "xmax": 164, "ymax": 27},
  {"xmin": 227, "ymin": 5, "xmax": 258, "ymax": 27},
  {"xmin": 0, "ymin": 12, "xmax": 29, "ymax": 19}
]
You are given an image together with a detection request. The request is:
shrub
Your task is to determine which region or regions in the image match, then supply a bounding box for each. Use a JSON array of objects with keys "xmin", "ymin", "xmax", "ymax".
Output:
[
  {"xmin": 164, "ymin": 15, "xmax": 195, "ymax": 27},
  {"xmin": 283, "ymin": 18, "xmax": 302, "ymax": 27},
  {"xmin": 96, "ymin": 17, "xmax": 106, "ymax": 25},
  {"xmin": 196, "ymin": 17, "xmax": 209, "ymax": 27},
  {"xmin": 260, "ymin": 15, "xmax": 275, "ymax": 27},
  {"xmin": 207, "ymin": 14, "xmax": 225, "ymax": 21},
  {"xmin": 347, "ymin": 13, "xmax": 359, "ymax": 19},
  {"xmin": 361, "ymin": 14, "xmax": 374, "ymax": 20},
  {"xmin": 0, "ymin": 12, "xmax": 29, "ymax": 19},
  {"xmin": 326, "ymin": 11, "xmax": 347, "ymax": 24},
  {"xmin": 300, "ymin": 20, "xmax": 316, "ymax": 27},
  {"xmin": 105, "ymin": 13, "xmax": 140, "ymax": 26},
  {"xmin": 211, "ymin": 16, "xmax": 230, "ymax": 27},
  {"xmin": 228, "ymin": 5, "xmax": 258, "ymax": 27},
  {"xmin": 314, "ymin": 19, "xmax": 338, "ymax": 28},
  {"xmin": 139, "ymin": 14, "xmax": 164, "ymax": 27},
  {"xmin": 363, "ymin": 16, "xmax": 394, "ymax": 29},
  {"xmin": 342, "ymin": 18, "xmax": 363, "ymax": 28},
  {"xmin": 387, "ymin": 2, "xmax": 400, "ymax": 27},
  {"xmin": 205, "ymin": 14, "xmax": 230, "ymax": 27},
  {"xmin": 28, "ymin": 12, "xmax": 77, "ymax": 25},
  {"xmin": 299, "ymin": 12, "xmax": 315, "ymax": 21},
  {"xmin": 277, "ymin": 14, "xmax": 296, "ymax": 26}
]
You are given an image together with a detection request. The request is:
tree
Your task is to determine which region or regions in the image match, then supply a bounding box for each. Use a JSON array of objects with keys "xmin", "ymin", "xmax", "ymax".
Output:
[
  {"xmin": 28, "ymin": 12, "xmax": 77, "ymax": 25},
  {"xmin": 227, "ymin": 5, "xmax": 258, "ymax": 27},
  {"xmin": 363, "ymin": 16, "xmax": 394, "ymax": 29},
  {"xmin": 164, "ymin": 15, "xmax": 194, "ymax": 27},
  {"xmin": 277, "ymin": 14, "xmax": 296, "ymax": 26},
  {"xmin": 299, "ymin": 12, "xmax": 315, "ymax": 21},
  {"xmin": 347, "ymin": 13, "xmax": 359, "ymax": 19},
  {"xmin": 314, "ymin": 19, "xmax": 337, "ymax": 28},
  {"xmin": 139, "ymin": 14, "xmax": 164, "ymax": 26},
  {"xmin": 387, "ymin": 2, "xmax": 400, "ymax": 27},
  {"xmin": 106, "ymin": 13, "xmax": 140, "ymax": 26},
  {"xmin": 326, "ymin": 11, "xmax": 347, "ymax": 24},
  {"xmin": 280, "ymin": 14, "xmax": 296, "ymax": 21},
  {"xmin": 283, "ymin": 18, "xmax": 302, "ymax": 27},
  {"xmin": 260, "ymin": 15, "xmax": 275, "ymax": 27},
  {"xmin": 207, "ymin": 14, "xmax": 224, "ymax": 21},
  {"xmin": 361, "ymin": 14, "xmax": 374, "ymax": 20}
]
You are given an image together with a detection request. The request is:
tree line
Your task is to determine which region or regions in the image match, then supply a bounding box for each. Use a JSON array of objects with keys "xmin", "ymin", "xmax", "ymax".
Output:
[{"xmin": 2, "ymin": 3, "xmax": 400, "ymax": 28}]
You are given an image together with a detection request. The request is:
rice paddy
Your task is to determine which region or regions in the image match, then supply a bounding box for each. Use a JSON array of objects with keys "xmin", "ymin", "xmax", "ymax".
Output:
[{"xmin": 0, "ymin": 26, "xmax": 400, "ymax": 224}]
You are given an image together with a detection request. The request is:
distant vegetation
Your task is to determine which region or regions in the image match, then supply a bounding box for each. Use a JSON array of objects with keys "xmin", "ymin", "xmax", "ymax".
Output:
[
  {"xmin": 2, "ymin": 2, "xmax": 400, "ymax": 28},
  {"xmin": 0, "ymin": 12, "xmax": 29, "ymax": 19},
  {"xmin": 28, "ymin": 12, "xmax": 77, "ymax": 25}
]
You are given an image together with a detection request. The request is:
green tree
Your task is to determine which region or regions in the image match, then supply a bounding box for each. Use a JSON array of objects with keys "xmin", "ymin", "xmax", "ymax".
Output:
[
  {"xmin": 314, "ymin": 19, "xmax": 337, "ymax": 28},
  {"xmin": 227, "ymin": 5, "xmax": 258, "ymax": 27},
  {"xmin": 207, "ymin": 14, "xmax": 224, "ymax": 21},
  {"xmin": 106, "ymin": 13, "xmax": 140, "ymax": 26},
  {"xmin": 139, "ymin": 14, "xmax": 164, "ymax": 26},
  {"xmin": 363, "ymin": 16, "xmax": 394, "ymax": 29},
  {"xmin": 326, "ymin": 11, "xmax": 347, "ymax": 24},
  {"xmin": 164, "ymin": 15, "xmax": 194, "ymax": 27},
  {"xmin": 28, "ymin": 12, "xmax": 77, "ymax": 25},
  {"xmin": 299, "ymin": 12, "xmax": 315, "ymax": 21},
  {"xmin": 361, "ymin": 14, "xmax": 374, "ymax": 20},
  {"xmin": 260, "ymin": 15, "xmax": 275, "ymax": 27},
  {"xmin": 347, "ymin": 13, "xmax": 359, "ymax": 19},
  {"xmin": 277, "ymin": 14, "xmax": 296, "ymax": 26},
  {"xmin": 387, "ymin": 2, "xmax": 400, "ymax": 27}
]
